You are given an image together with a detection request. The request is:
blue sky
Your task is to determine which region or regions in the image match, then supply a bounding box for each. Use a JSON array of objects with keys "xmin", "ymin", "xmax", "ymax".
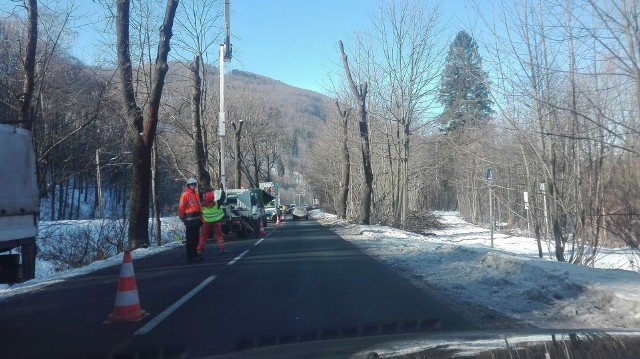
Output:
[
  {"xmin": 3, "ymin": 0, "xmax": 480, "ymax": 94},
  {"xmin": 229, "ymin": 0, "xmax": 476, "ymax": 93},
  {"xmin": 230, "ymin": 0, "xmax": 374, "ymax": 93}
]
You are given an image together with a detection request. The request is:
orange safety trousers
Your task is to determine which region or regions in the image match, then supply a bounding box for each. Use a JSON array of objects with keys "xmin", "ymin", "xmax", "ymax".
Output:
[{"xmin": 198, "ymin": 221, "xmax": 225, "ymax": 252}]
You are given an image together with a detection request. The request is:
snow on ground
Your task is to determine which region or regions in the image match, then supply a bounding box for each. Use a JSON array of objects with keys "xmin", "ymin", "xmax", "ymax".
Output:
[
  {"xmin": 2, "ymin": 211, "xmax": 640, "ymax": 330},
  {"xmin": 313, "ymin": 211, "xmax": 640, "ymax": 330}
]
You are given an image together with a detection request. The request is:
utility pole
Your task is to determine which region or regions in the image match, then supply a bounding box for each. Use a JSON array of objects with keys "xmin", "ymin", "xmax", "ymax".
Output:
[{"xmin": 219, "ymin": 0, "xmax": 232, "ymax": 189}]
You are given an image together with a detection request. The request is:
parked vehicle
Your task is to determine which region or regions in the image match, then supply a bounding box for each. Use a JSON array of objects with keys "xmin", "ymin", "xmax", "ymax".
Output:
[
  {"xmin": 264, "ymin": 202, "xmax": 279, "ymax": 222},
  {"xmin": 0, "ymin": 123, "xmax": 39, "ymax": 283},
  {"xmin": 260, "ymin": 182, "xmax": 280, "ymax": 223},
  {"xmin": 292, "ymin": 206, "xmax": 309, "ymax": 220}
]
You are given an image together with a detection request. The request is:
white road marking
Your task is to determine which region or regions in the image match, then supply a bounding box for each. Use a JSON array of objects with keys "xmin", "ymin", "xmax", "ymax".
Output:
[
  {"xmin": 227, "ymin": 249, "xmax": 249, "ymax": 266},
  {"xmin": 134, "ymin": 230, "xmax": 271, "ymax": 336},
  {"xmin": 133, "ymin": 275, "xmax": 216, "ymax": 336}
]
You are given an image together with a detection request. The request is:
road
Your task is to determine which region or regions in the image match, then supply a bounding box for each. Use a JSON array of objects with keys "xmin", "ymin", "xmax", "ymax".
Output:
[{"xmin": 0, "ymin": 218, "xmax": 477, "ymax": 358}]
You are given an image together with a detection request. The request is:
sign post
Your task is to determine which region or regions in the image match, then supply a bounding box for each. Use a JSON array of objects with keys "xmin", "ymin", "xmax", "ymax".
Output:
[{"xmin": 486, "ymin": 167, "xmax": 494, "ymax": 248}]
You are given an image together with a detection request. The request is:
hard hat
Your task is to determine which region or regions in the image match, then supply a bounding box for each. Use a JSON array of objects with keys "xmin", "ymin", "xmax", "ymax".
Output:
[
  {"xmin": 186, "ymin": 177, "xmax": 197, "ymax": 185},
  {"xmin": 205, "ymin": 192, "xmax": 214, "ymax": 202}
]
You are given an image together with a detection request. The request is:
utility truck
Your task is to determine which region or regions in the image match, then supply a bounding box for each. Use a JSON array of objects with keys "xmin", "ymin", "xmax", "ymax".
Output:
[
  {"xmin": 218, "ymin": 188, "xmax": 273, "ymax": 238},
  {"xmin": 0, "ymin": 123, "xmax": 39, "ymax": 283}
]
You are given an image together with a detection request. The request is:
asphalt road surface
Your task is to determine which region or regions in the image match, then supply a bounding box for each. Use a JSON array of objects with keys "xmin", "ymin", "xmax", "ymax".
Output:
[{"xmin": 0, "ymin": 218, "xmax": 477, "ymax": 358}]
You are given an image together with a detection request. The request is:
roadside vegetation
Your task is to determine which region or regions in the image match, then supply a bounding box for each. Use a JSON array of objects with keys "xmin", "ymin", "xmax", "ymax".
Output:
[{"xmin": 2, "ymin": 0, "xmax": 640, "ymax": 271}]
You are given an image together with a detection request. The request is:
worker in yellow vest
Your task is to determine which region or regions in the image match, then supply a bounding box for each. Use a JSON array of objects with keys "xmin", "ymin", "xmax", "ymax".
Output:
[{"xmin": 199, "ymin": 188, "xmax": 227, "ymax": 255}]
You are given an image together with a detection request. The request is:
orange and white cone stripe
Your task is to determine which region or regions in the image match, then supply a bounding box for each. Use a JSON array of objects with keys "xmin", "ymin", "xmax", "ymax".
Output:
[{"xmin": 104, "ymin": 250, "xmax": 149, "ymax": 324}]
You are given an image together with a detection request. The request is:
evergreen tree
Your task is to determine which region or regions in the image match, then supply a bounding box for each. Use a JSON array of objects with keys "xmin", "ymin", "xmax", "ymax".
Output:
[{"xmin": 438, "ymin": 31, "xmax": 493, "ymax": 132}]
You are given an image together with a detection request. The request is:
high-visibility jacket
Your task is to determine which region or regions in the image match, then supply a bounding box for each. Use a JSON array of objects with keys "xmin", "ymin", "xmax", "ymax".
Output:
[
  {"xmin": 178, "ymin": 186, "xmax": 201, "ymax": 227},
  {"xmin": 201, "ymin": 190, "xmax": 226, "ymax": 223},
  {"xmin": 202, "ymin": 201, "xmax": 225, "ymax": 222}
]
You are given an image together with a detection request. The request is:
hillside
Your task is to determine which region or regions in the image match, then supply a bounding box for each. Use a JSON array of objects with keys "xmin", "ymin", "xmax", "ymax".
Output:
[{"xmin": 228, "ymin": 69, "xmax": 330, "ymax": 123}]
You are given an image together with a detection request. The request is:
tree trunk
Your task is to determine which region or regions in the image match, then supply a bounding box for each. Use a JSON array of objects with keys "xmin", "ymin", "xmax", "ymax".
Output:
[
  {"xmin": 18, "ymin": 0, "xmax": 37, "ymax": 130},
  {"xmin": 116, "ymin": 0, "xmax": 179, "ymax": 250},
  {"xmin": 335, "ymin": 101, "xmax": 351, "ymax": 219},
  {"xmin": 232, "ymin": 120, "xmax": 243, "ymax": 188},
  {"xmin": 401, "ymin": 122, "xmax": 410, "ymax": 228},
  {"xmin": 339, "ymin": 40, "xmax": 372, "ymax": 225},
  {"xmin": 252, "ymin": 153, "xmax": 259, "ymax": 187},
  {"xmin": 96, "ymin": 149, "xmax": 104, "ymax": 219},
  {"xmin": 152, "ymin": 139, "xmax": 162, "ymax": 246},
  {"xmin": 191, "ymin": 55, "xmax": 211, "ymax": 190}
]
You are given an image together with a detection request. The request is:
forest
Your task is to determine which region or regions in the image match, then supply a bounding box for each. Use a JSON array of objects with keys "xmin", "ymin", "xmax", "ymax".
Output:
[{"xmin": 3, "ymin": 0, "xmax": 640, "ymax": 268}]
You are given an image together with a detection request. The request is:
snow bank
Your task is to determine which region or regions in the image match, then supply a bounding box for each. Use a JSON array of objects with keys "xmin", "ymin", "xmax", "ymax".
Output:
[{"xmin": 311, "ymin": 210, "xmax": 640, "ymax": 329}]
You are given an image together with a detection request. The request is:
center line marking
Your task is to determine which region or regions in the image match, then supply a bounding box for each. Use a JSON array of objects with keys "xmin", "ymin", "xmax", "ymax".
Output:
[
  {"xmin": 134, "ymin": 275, "xmax": 216, "ymax": 336},
  {"xmin": 227, "ymin": 249, "xmax": 249, "ymax": 266},
  {"xmin": 227, "ymin": 233, "xmax": 269, "ymax": 266}
]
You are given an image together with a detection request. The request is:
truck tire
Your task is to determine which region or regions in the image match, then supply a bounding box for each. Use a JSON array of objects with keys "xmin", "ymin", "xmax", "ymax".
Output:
[{"xmin": 20, "ymin": 242, "xmax": 37, "ymax": 282}]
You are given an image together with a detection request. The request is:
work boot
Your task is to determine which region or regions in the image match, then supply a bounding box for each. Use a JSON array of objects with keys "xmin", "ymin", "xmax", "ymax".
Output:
[{"xmin": 219, "ymin": 248, "xmax": 227, "ymax": 254}]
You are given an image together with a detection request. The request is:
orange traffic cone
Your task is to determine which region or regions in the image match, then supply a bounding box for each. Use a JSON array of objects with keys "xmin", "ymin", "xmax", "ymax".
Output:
[
  {"xmin": 258, "ymin": 219, "xmax": 266, "ymax": 235},
  {"xmin": 104, "ymin": 250, "xmax": 149, "ymax": 324},
  {"xmin": 276, "ymin": 214, "xmax": 281, "ymax": 225}
]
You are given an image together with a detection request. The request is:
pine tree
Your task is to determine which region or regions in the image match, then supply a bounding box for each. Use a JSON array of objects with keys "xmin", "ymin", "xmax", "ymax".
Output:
[{"xmin": 438, "ymin": 31, "xmax": 493, "ymax": 132}]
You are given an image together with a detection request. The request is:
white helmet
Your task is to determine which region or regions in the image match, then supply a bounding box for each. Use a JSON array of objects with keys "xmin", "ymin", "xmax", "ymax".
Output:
[{"xmin": 186, "ymin": 177, "xmax": 197, "ymax": 185}]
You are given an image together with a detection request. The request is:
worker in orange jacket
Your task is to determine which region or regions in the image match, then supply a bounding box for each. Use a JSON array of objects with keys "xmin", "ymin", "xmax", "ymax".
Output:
[{"xmin": 178, "ymin": 177, "xmax": 202, "ymax": 262}]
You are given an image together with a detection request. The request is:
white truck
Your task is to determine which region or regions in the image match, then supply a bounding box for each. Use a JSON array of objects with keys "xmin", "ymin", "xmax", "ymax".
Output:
[
  {"xmin": 0, "ymin": 123, "xmax": 39, "ymax": 283},
  {"xmin": 219, "ymin": 188, "xmax": 273, "ymax": 238}
]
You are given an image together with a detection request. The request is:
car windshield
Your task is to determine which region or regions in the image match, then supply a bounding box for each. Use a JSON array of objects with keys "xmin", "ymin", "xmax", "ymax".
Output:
[{"xmin": 3, "ymin": 1, "xmax": 640, "ymax": 358}]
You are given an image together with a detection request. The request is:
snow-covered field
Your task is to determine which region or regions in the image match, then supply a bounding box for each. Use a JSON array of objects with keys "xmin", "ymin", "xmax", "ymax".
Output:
[{"xmin": 2, "ymin": 211, "xmax": 640, "ymax": 330}]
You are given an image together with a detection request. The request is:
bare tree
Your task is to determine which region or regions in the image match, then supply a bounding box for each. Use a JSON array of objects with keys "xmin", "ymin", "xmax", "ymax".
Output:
[
  {"xmin": 232, "ymin": 119, "xmax": 243, "ymax": 188},
  {"xmin": 174, "ymin": 0, "xmax": 224, "ymax": 186},
  {"xmin": 191, "ymin": 55, "xmax": 212, "ymax": 190},
  {"xmin": 13, "ymin": 0, "xmax": 38, "ymax": 280},
  {"xmin": 334, "ymin": 101, "xmax": 351, "ymax": 219},
  {"xmin": 116, "ymin": 0, "xmax": 179, "ymax": 250},
  {"xmin": 339, "ymin": 40, "xmax": 373, "ymax": 225},
  {"xmin": 17, "ymin": 0, "xmax": 37, "ymax": 130},
  {"xmin": 573, "ymin": 0, "xmax": 640, "ymax": 254},
  {"xmin": 371, "ymin": 0, "xmax": 444, "ymax": 228}
]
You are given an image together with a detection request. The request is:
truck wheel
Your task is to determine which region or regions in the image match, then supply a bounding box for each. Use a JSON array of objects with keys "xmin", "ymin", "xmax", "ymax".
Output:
[{"xmin": 20, "ymin": 242, "xmax": 37, "ymax": 282}]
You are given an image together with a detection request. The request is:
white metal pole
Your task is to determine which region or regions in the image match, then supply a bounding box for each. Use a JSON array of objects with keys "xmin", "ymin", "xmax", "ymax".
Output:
[
  {"xmin": 489, "ymin": 185, "xmax": 494, "ymax": 247},
  {"xmin": 486, "ymin": 167, "xmax": 493, "ymax": 248},
  {"xmin": 219, "ymin": 44, "xmax": 226, "ymax": 189}
]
